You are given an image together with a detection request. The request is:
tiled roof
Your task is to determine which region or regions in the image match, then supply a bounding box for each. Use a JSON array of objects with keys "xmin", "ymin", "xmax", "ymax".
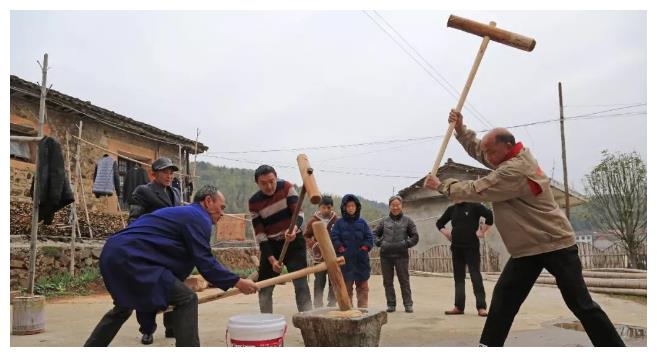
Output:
[{"xmin": 10, "ymin": 75, "xmax": 208, "ymax": 153}]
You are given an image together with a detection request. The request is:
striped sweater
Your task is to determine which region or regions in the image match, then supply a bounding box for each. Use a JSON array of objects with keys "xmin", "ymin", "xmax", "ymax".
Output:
[{"xmin": 249, "ymin": 180, "xmax": 299, "ymax": 258}]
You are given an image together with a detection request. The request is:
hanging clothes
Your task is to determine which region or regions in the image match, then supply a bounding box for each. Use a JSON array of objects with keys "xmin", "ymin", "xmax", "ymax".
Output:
[
  {"xmin": 183, "ymin": 175, "xmax": 194, "ymax": 203},
  {"xmin": 172, "ymin": 177, "xmax": 181, "ymax": 192},
  {"xmin": 93, "ymin": 155, "xmax": 120, "ymax": 198},
  {"xmin": 30, "ymin": 136, "xmax": 75, "ymax": 225},
  {"xmin": 122, "ymin": 165, "xmax": 149, "ymax": 204}
]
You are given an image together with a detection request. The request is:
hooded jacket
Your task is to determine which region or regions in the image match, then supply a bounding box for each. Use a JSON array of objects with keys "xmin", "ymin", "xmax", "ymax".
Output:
[{"xmin": 330, "ymin": 194, "xmax": 374, "ymax": 281}]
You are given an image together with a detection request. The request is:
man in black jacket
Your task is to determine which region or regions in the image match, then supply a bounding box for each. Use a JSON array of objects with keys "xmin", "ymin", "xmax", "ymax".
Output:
[
  {"xmin": 127, "ymin": 156, "xmax": 182, "ymax": 344},
  {"xmin": 436, "ymin": 202, "xmax": 493, "ymax": 317},
  {"xmin": 128, "ymin": 157, "xmax": 182, "ymax": 223},
  {"xmin": 374, "ymin": 196, "xmax": 419, "ymax": 313}
]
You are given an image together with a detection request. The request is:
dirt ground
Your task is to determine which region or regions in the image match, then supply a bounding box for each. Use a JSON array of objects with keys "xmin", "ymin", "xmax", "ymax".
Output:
[{"xmin": 10, "ymin": 274, "xmax": 647, "ymax": 347}]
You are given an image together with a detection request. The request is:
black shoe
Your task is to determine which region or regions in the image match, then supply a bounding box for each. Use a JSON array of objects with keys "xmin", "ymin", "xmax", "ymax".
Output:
[
  {"xmin": 386, "ymin": 306, "xmax": 396, "ymax": 313},
  {"xmin": 165, "ymin": 329, "xmax": 175, "ymax": 338},
  {"xmin": 405, "ymin": 306, "xmax": 413, "ymax": 313},
  {"xmin": 141, "ymin": 333, "xmax": 153, "ymax": 345}
]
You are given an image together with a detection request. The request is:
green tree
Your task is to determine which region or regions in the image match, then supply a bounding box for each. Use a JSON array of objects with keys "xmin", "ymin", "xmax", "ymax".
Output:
[
  {"xmin": 195, "ymin": 161, "xmax": 389, "ymax": 236},
  {"xmin": 584, "ymin": 151, "xmax": 646, "ymax": 269}
]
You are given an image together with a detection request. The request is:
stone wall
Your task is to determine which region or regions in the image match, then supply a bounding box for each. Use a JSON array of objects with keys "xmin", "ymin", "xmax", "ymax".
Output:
[
  {"xmin": 10, "ymin": 238, "xmax": 104, "ymax": 290},
  {"xmin": 10, "ymin": 236, "xmax": 260, "ymax": 290},
  {"xmin": 10, "ymin": 162, "xmax": 35, "ymax": 203}
]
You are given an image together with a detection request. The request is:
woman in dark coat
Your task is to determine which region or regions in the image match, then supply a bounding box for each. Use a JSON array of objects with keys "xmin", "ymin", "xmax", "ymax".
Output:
[{"xmin": 330, "ymin": 194, "xmax": 374, "ymax": 308}]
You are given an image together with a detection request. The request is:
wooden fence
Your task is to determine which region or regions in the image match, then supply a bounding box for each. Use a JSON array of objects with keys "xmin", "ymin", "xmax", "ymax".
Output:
[
  {"xmin": 369, "ymin": 242, "xmax": 646, "ymax": 274},
  {"xmin": 577, "ymin": 242, "xmax": 647, "ymax": 269},
  {"xmin": 370, "ymin": 244, "xmax": 500, "ymax": 274}
]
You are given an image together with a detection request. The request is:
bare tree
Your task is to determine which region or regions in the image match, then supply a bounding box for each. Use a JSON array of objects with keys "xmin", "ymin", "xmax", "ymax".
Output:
[{"xmin": 584, "ymin": 151, "xmax": 646, "ymax": 269}]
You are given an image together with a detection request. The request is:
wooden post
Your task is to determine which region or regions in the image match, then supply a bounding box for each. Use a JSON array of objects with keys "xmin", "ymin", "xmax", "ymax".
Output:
[
  {"xmin": 26, "ymin": 53, "xmax": 48, "ymax": 295},
  {"xmin": 65, "ymin": 131, "xmax": 79, "ymax": 276},
  {"xmin": 75, "ymin": 121, "xmax": 94, "ymax": 239},
  {"xmin": 312, "ymin": 221, "xmax": 352, "ymax": 311},
  {"xmin": 558, "ymin": 82, "xmax": 571, "ymax": 219},
  {"xmin": 191, "ymin": 128, "xmax": 199, "ymax": 199}
]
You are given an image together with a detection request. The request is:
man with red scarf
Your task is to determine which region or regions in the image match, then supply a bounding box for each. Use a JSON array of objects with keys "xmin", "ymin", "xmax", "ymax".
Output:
[{"xmin": 424, "ymin": 110, "xmax": 624, "ymax": 347}]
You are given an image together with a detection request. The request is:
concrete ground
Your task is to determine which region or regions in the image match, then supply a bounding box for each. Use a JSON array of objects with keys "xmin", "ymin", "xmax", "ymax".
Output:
[{"xmin": 10, "ymin": 274, "xmax": 646, "ymax": 347}]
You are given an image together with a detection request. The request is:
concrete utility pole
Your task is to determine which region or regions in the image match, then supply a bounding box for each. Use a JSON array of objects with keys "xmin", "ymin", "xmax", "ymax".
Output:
[{"xmin": 558, "ymin": 82, "xmax": 571, "ymax": 219}]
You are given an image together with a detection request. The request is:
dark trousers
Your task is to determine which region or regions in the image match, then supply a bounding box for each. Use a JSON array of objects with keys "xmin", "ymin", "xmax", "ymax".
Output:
[
  {"xmin": 381, "ymin": 256, "xmax": 413, "ymax": 307},
  {"xmin": 451, "ymin": 245, "xmax": 486, "ymax": 310},
  {"xmin": 313, "ymin": 270, "xmax": 336, "ymax": 308},
  {"xmin": 480, "ymin": 245, "xmax": 625, "ymax": 347},
  {"xmin": 345, "ymin": 279, "xmax": 369, "ymax": 308},
  {"xmin": 135, "ymin": 310, "xmax": 173, "ymax": 335},
  {"xmin": 84, "ymin": 279, "xmax": 200, "ymax": 347},
  {"xmin": 258, "ymin": 248, "xmax": 312, "ymax": 313}
]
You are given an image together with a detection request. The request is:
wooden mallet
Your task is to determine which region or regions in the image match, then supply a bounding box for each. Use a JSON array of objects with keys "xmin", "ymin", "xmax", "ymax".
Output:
[
  {"xmin": 311, "ymin": 220, "xmax": 353, "ymax": 311},
  {"xmin": 161, "ymin": 257, "xmax": 346, "ymax": 313},
  {"xmin": 429, "ymin": 15, "xmax": 536, "ymax": 176},
  {"xmin": 277, "ymin": 154, "xmax": 321, "ymax": 266}
]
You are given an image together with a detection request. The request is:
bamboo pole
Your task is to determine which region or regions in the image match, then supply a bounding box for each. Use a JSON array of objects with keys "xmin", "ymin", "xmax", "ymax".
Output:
[
  {"xmin": 75, "ymin": 121, "xmax": 94, "ymax": 239},
  {"xmin": 27, "ymin": 53, "xmax": 48, "ymax": 295},
  {"xmin": 65, "ymin": 131, "xmax": 79, "ymax": 275},
  {"xmin": 70, "ymin": 134, "xmax": 196, "ymax": 179}
]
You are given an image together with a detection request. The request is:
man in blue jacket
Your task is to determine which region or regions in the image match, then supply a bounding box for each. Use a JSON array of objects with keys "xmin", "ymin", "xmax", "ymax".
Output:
[{"xmin": 84, "ymin": 185, "xmax": 258, "ymax": 347}]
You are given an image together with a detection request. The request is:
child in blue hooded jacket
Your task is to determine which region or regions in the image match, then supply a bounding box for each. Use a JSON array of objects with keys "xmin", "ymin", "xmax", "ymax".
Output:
[{"xmin": 330, "ymin": 194, "xmax": 374, "ymax": 308}]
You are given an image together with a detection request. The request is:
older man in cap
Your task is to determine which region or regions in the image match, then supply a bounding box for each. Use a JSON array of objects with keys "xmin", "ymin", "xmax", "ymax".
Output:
[
  {"xmin": 127, "ymin": 157, "xmax": 183, "ymax": 344},
  {"xmin": 128, "ymin": 157, "xmax": 182, "ymax": 223}
]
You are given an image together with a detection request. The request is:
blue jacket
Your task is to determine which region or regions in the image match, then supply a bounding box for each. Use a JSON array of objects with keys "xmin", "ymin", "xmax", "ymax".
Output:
[
  {"xmin": 99, "ymin": 203, "xmax": 240, "ymax": 311},
  {"xmin": 330, "ymin": 194, "xmax": 374, "ymax": 282}
]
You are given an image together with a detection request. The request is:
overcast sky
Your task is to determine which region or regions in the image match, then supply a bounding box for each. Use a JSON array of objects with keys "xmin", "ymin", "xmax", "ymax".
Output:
[{"xmin": 10, "ymin": 10, "xmax": 647, "ymax": 203}]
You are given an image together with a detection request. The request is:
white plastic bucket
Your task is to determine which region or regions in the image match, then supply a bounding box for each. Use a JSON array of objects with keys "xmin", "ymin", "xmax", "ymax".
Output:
[{"xmin": 226, "ymin": 313, "xmax": 287, "ymax": 347}]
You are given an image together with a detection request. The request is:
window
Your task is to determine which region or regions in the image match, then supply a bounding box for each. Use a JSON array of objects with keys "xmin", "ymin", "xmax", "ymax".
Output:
[
  {"xmin": 10, "ymin": 140, "xmax": 32, "ymax": 161},
  {"xmin": 10, "ymin": 124, "xmax": 37, "ymax": 162}
]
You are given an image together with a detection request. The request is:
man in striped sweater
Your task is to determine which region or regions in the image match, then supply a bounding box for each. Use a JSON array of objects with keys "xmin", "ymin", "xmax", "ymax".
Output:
[{"xmin": 249, "ymin": 165, "xmax": 312, "ymax": 313}]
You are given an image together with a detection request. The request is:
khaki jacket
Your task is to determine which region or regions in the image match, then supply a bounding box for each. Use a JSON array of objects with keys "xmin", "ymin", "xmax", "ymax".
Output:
[{"xmin": 438, "ymin": 126, "xmax": 575, "ymax": 258}]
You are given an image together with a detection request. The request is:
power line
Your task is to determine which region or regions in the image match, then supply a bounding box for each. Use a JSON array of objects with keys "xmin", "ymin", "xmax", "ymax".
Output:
[
  {"xmin": 201, "ymin": 111, "xmax": 645, "ymax": 178},
  {"xmin": 370, "ymin": 10, "xmax": 496, "ymax": 129},
  {"xmin": 564, "ymin": 102, "xmax": 645, "ymax": 108},
  {"xmin": 204, "ymin": 106, "xmax": 646, "ymax": 156},
  {"xmin": 206, "ymin": 135, "xmax": 437, "ymax": 154},
  {"xmin": 201, "ymin": 154, "xmax": 421, "ymax": 179},
  {"xmin": 564, "ymin": 103, "xmax": 645, "ymax": 119},
  {"xmin": 361, "ymin": 10, "xmax": 494, "ymax": 130}
]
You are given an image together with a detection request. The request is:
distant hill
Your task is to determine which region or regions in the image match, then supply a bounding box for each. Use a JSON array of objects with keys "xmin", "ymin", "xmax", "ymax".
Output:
[{"xmin": 195, "ymin": 161, "xmax": 389, "ymax": 228}]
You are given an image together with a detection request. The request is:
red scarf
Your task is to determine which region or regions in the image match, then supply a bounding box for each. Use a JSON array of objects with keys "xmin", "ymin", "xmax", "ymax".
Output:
[
  {"xmin": 501, "ymin": 142, "xmax": 542, "ymax": 196},
  {"xmin": 502, "ymin": 142, "xmax": 524, "ymax": 162}
]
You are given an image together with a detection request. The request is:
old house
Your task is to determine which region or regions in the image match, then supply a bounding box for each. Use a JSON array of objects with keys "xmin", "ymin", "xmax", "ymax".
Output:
[
  {"xmin": 10, "ymin": 74, "xmax": 208, "ymax": 214},
  {"xmin": 397, "ymin": 158, "xmax": 587, "ymax": 268}
]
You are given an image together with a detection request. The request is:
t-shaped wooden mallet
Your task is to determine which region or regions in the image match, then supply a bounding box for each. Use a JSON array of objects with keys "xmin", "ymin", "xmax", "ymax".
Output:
[{"xmin": 429, "ymin": 15, "xmax": 536, "ymax": 176}]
